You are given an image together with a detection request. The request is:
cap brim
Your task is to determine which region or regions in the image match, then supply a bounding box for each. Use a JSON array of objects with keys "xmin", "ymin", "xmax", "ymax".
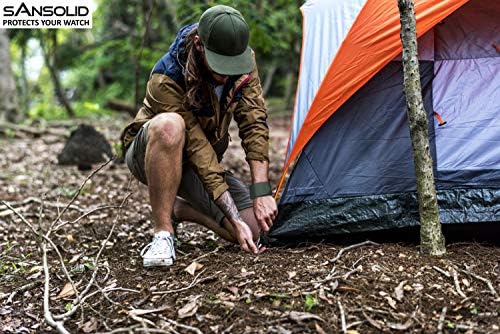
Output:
[{"xmin": 204, "ymin": 46, "xmax": 254, "ymax": 76}]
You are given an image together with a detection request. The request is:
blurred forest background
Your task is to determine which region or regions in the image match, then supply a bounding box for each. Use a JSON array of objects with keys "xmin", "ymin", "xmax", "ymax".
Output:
[{"xmin": 0, "ymin": 0, "xmax": 302, "ymax": 124}]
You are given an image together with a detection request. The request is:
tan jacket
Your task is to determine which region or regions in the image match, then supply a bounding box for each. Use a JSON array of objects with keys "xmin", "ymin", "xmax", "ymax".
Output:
[{"xmin": 121, "ymin": 66, "xmax": 269, "ymax": 200}]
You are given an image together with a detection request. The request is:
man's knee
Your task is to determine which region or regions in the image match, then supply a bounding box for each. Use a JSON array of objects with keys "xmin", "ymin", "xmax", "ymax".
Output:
[{"xmin": 148, "ymin": 113, "xmax": 185, "ymax": 148}]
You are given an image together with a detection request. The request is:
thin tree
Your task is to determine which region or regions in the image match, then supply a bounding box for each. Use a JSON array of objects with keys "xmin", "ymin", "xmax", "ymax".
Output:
[
  {"xmin": 398, "ymin": 0, "xmax": 445, "ymax": 256},
  {"xmin": 0, "ymin": 29, "xmax": 19, "ymax": 122},
  {"xmin": 38, "ymin": 30, "xmax": 75, "ymax": 117}
]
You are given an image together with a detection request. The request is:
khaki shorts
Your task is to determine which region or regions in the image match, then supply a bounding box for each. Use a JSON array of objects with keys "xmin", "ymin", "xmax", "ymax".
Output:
[{"xmin": 125, "ymin": 120, "xmax": 253, "ymax": 224}]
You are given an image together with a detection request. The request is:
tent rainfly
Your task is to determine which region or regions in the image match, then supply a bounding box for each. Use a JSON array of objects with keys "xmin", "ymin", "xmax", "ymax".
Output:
[{"xmin": 270, "ymin": 0, "xmax": 500, "ymax": 239}]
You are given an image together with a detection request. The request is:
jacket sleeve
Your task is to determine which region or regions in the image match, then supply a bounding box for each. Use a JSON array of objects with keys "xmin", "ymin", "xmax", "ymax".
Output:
[
  {"xmin": 147, "ymin": 75, "xmax": 229, "ymax": 200},
  {"xmin": 233, "ymin": 65, "xmax": 270, "ymax": 163}
]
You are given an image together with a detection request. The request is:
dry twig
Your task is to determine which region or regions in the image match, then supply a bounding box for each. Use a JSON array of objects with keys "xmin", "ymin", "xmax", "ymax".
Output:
[
  {"xmin": 153, "ymin": 269, "xmax": 220, "ymax": 295},
  {"xmin": 338, "ymin": 300, "xmax": 347, "ymax": 334},
  {"xmin": 362, "ymin": 311, "xmax": 384, "ymax": 331},
  {"xmin": 52, "ymin": 157, "xmax": 114, "ymax": 226},
  {"xmin": 433, "ymin": 266, "xmax": 451, "ymax": 278},
  {"xmin": 437, "ymin": 306, "xmax": 447, "ymax": 334},
  {"xmin": 329, "ymin": 241, "xmax": 379, "ymax": 263},
  {"xmin": 4, "ymin": 281, "xmax": 42, "ymax": 304},
  {"xmin": 460, "ymin": 268, "xmax": 498, "ymax": 296},
  {"xmin": 160, "ymin": 317, "xmax": 204, "ymax": 334},
  {"xmin": 452, "ymin": 269, "xmax": 467, "ymax": 299},
  {"xmin": 1, "ymin": 160, "xmax": 130, "ymax": 334}
]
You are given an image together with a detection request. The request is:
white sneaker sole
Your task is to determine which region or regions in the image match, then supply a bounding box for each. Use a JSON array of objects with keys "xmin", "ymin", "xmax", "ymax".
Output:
[{"xmin": 143, "ymin": 258, "xmax": 174, "ymax": 267}]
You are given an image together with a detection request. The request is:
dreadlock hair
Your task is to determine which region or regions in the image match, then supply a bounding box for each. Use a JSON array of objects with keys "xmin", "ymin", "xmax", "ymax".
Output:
[{"xmin": 183, "ymin": 28, "xmax": 213, "ymax": 112}]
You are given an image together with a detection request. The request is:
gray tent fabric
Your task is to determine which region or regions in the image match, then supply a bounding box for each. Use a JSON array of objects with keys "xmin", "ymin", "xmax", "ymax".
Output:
[{"xmin": 271, "ymin": 0, "xmax": 500, "ymax": 240}]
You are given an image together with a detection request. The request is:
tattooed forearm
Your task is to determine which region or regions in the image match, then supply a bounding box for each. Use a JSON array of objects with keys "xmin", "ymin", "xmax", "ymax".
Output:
[{"xmin": 215, "ymin": 191, "xmax": 242, "ymax": 222}]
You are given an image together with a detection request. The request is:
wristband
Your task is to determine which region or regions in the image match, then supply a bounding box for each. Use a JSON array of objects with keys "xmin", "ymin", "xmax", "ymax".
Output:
[{"xmin": 249, "ymin": 182, "xmax": 272, "ymax": 199}]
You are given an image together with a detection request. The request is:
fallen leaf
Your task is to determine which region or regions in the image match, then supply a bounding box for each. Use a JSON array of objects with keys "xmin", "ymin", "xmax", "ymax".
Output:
[
  {"xmin": 330, "ymin": 280, "xmax": 339, "ymax": 292},
  {"xmin": 177, "ymin": 297, "xmax": 200, "ymax": 319},
  {"xmin": 80, "ymin": 317, "xmax": 98, "ymax": 333},
  {"xmin": 386, "ymin": 296, "xmax": 397, "ymax": 310},
  {"xmin": 288, "ymin": 311, "xmax": 324, "ymax": 323},
  {"xmin": 29, "ymin": 265, "xmax": 43, "ymax": 273},
  {"xmin": 226, "ymin": 286, "xmax": 239, "ymax": 296},
  {"xmin": 315, "ymin": 322, "xmax": 327, "ymax": 334},
  {"xmin": 387, "ymin": 318, "xmax": 413, "ymax": 331},
  {"xmin": 66, "ymin": 234, "xmax": 75, "ymax": 242},
  {"xmin": 68, "ymin": 254, "xmax": 82, "ymax": 264},
  {"xmin": 269, "ymin": 326, "xmax": 291, "ymax": 334},
  {"xmin": 394, "ymin": 280, "xmax": 407, "ymax": 302},
  {"xmin": 362, "ymin": 311, "xmax": 384, "ymax": 331},
  {"xmin": 184, "ymin": 262, "xmax": 204, "ymax": 276},
  {"xmin": 57, "ymin": 282, "xmax": 76, "ymax": 299}
]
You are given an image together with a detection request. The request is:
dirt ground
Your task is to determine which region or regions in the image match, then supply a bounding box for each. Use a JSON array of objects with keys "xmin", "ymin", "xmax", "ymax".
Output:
[{"xmin": 0, "ymin": 115, "xmax": 499, "ymax": 334}]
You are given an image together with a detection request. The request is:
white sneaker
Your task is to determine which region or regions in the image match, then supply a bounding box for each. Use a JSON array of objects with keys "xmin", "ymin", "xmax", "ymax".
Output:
[{"xmin": 141, "ymin": 231, "xmax": 176, "ymax": 267}]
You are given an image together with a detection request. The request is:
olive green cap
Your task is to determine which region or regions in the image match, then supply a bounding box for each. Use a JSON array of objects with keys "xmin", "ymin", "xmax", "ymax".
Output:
[{"xmin": 198, "ymin": 5, "xmax": 254, "ymax": 75}]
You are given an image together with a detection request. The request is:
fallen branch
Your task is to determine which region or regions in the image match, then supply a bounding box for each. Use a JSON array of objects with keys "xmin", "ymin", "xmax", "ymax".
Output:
[
  {"xmin": 55, "ymin": 204, "xmax": 122, "ymax": 230},
  {"xmin": 460, "ymin": 268, "xmax": 498, "ymax": 296},
  {"xmin": 4, "ymin": 281, "xmax": 42, "ymax": 304},
  {"xmin": 362, "ymin": 311, "xmax": 384, "ymax": 331},
  {"xmin": 437, "ymin": 306, "xmax": 447, "ymax": 334},
  {"xmin": 452, "ymin": 269, "xmax": 467, "ymax": 299},
  {"xmin": 54, "ymin": 192, "xmax": 132, "ymax": 321},
  {"xmin": 52, "ymin": 158, "xmax": 115, "ymax": 227},
  {"xmin": 1, "ymin": 162, "xmax": 131, "ymax": 333},
  {"xmin": 329, "ymin": 241, "xmax": 379, "ymax": 263},
  {"xmin": 0, "ymin": 197, "xmax": 86, "ymax": 218},
  {"xmin": 191, "ymin": 245, "xmax": 222, "ymax": 263},
  {"xmin": 128, "ymin": 305, "xmax": 171, "ymax": 317},
  {"xmin": 42, "ymin": 243, "xmax": 71, "ymax": 334},
  {"xmin": 0, "ymin": 121, "xmax": 68, "ymax": 138},
  {"xmin": 338, "ymin": 300, "xmax": 346, "ymax": 334},
  {"xmin": 343, "ymin": 265, "xmax": 363, "ymax": 280},
  {"xmin": 432, "ymin": 266, "xmax": 451, "ymax": 278},
  {"xmin": 162, "ymin": 318, "xmax": 203, "ymax": 334},
  {"xmin": 153, "ymin": 268, "xmax": 221, "ymax": 295}
]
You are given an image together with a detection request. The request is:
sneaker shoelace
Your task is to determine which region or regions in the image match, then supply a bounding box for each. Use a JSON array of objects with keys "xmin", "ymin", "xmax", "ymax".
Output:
[{"xmin": 140, "ymin": 234, "xmax": 174, "ymax": 257}]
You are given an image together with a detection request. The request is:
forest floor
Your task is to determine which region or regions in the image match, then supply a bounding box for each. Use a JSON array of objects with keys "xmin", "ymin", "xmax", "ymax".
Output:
[{"xmin": 0, "ymin": 114, "xmax": 499, "ymax": 334}]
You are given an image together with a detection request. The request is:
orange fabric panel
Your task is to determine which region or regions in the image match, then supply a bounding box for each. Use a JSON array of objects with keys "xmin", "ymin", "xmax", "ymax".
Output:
[{"xmin": 276, "ymin": 0, "xmax": 469, "ymax": 197}]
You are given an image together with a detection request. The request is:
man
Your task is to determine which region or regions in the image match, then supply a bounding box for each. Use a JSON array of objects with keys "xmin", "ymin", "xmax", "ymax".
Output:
[{"xmin": 121, "ymin": 5, "xmax": 277, "ymax": 267}]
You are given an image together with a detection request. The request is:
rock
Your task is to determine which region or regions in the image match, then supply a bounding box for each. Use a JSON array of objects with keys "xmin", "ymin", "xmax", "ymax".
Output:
[{"xmin": 58, "ymin": 124, "xmax": 113, "ymax": 170}]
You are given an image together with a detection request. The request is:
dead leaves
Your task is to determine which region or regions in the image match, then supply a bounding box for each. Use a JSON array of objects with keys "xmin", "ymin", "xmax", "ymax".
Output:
[
  {"xmin": 80, "ymin": 317, "xmax": 98, "ymax": 333},
  {"xmin": 184, "ymin": 261, "xmax": 204, "ymax": 276},
  {"xmin": 394, "ymin": 280, "xmax": 407, "ymax": 302},
  {"xmin": 56, "ymin": 282, "xmax": 77, "ymax": 299},
  {"xmin": 286, "ymin": 311, "xmax": 324, "ymax": 324},
  {"xmin": 177, "ymin": 295, "xmax": 201, "ymax": 319}
]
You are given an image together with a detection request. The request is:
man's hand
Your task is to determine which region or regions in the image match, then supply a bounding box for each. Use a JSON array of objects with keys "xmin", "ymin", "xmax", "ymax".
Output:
[
  {"xmin": 215, "ymin": 191, "xmax": 258, "ymax": 254},
  {"xmin": 253, "ymin": 195, "xmax": 278, "ymax": 232},
  {"xmin": 232, "ymin": 219, "xmax": 258, "ymax": 254}
]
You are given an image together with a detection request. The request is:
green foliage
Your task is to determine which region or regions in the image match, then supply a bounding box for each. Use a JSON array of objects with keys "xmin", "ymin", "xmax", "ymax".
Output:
[
  {"xmin": 8, "ymin": 0, "xmax": 303, "ymax": 121},
  {"xmin": 446, "ymin": 320, "xmax": 455, "ymax": 329},
  {"xmin": 304, "ymin": 294, "xmax": 318, "ymax": 311}
]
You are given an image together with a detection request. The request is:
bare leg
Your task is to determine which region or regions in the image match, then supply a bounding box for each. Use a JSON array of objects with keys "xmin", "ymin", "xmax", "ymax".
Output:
[
  {"xmin": 174, "ymin": 197, "xmax": 260, "ymax": 242},
  {"xmin": 145, "ymin": 113, "xmax": 185, "ymax": 234}
]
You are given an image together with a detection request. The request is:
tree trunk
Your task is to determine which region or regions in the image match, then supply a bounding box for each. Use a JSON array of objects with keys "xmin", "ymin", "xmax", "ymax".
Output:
[
  {"xmin": 0, "ymin": 29, "xmax": 20, "ymax": 122},
  {"xmin": 262, "ymin": 62, "xmax": 277, "ymax": 97},
  {"xmin": 398, "ymin": 0, "xmax": 445, "ymax": 256},
  {"xmin": 40, "ymin": 30, "xmax": 75, "ymax": 117},
  {"xmin": 134, "ymin": 0, "xmax": 153, "ymax": 109},
  {"xmin": 20, "ymin": 43, "xmax": 29, "ymax": 115}
]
